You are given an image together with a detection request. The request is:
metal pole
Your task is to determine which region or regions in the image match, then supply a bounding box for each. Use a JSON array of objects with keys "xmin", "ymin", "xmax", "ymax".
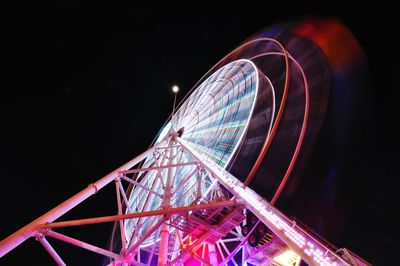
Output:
[
  {"xmin": 43, "ymin": 200, "xmax": 238, "ymax": 229},
  {"xmin": 115, "ymin": 178, "xmax": 126, "ymax": 251},
  {"xmin": 0, "ymin": 145, "xmax": 158, "ymax": 257},
  {"xmin": 46, "ymin": 230, "xmax": 119, "ymax": 260},
  {"xmin": 119, "ymin": 162, "xmax": 196, "ymax": 174},
  {"xmin": 158, "ymin": 140, "xmax": 175, "ymax": 266},
  {"xmin": 173, "ymin": 91, "xmax": 177, "ymax": 116},
  {"xmin": 127, "ymin": 148, "xmax": 168, "ymax": 250},
  {"xmin": 208, "ymin": 244, "xmax": 218, "ymax": 265},
  {"xmin": 121, "ymin": 175, "xmax": 163, "ymax": 198},
  {"xmin": 158, "ymin": 224, "xmax": 170, "ymax": 266},
  {"xmin": 124, "ymin": 217, "xmax": 169, "ymax": 263},
  {"xmin": 36, "ymin": 235, "xmax": 66, "ymax": 266}
]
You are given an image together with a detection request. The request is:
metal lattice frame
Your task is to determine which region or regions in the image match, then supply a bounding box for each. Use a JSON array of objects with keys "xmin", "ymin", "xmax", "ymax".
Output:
[
  {"xmin": 0, "ymin": 135, "xmax": 370, "ymax": 266},
  {"xmin": 0, "ymin": 23, "xmax": 373, "ymax": 265}
]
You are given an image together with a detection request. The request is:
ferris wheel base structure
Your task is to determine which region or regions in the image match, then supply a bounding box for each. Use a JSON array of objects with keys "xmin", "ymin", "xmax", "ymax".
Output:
[
  {"xmin": 0, "ymin": 135, "xmax": 370, "ymax": 266},
  {"xmin": 1, "ymin": 17, "xmax": 373, "ymax": 265}
]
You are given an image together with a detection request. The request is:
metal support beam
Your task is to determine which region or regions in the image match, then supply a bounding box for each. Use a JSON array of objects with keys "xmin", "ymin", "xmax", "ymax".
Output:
[
  {"xmin": 158, "ymin": 141, "xmax": 175, "ymax": 266},
  {"xmin": 121, "ymin": 175, "xmax": 163, "ymax": 198},
  {"xmin": 171, "ymin": 167, "xmax": 198, "ymax": 195},
  {"xmin": 128, "ymin": 147, "xmax": 170, "ymax": 248},
  {"xmin": 125, "ymin": 218, "xmax": 169, "ymax": 262},
  {"xmin": 177, "ymin": 137, "xmax": 350, "ymax": 266},
  {"xmin": 41, "ymin": 200, "xmax": 241, "ymax": 229},
  {"xmin": 218, "ymin": 221, "xmax": 259, "ymax": 266},
  {"xmin": 147, "ymin": 239, "xmax": 157, "ymax": 266},
  {"xmin": 0, "ymin": 145, "xmax": 160, "ymax": 257},
  {"xmin": 208, "ymin": 244, "xmax": 218, "ymax": 265},
  {"xmin": 158, "ymin": 224, "xmax": 170, "ymax": 266},
  {"xmin": 36, "ymin": 235, "xmax": 66, "ymax": 266},
  {"xmin": 119, "ymin": 162, "xmax": 196, "ymax": 175},
  {"xmin": 115, "ymin": 178, "xmax": 127, "ymax": 251},
  {"xmin": 170, "ymin": 207, "xmax": 242, "ymax": 265},
  {"xmin": 46, "ymin": 230, "xmax": 119, "ymax": 260},
  {"xmin": 220, "ymin": 240, "xmax": 239, "ymax": 265},
  {"xmin": 118, "ymin": 180, "xmax": 133, "ymax": 213}
]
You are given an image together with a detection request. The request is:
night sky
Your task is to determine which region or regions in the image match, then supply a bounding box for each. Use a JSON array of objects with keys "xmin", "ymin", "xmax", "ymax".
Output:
[{"xmin": 1, "ymin": 2, "xmax": 397, "ymax": 265}]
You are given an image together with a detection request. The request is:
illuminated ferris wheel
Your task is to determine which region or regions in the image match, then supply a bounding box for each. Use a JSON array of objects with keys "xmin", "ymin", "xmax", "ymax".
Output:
[{"xmin": 0, "ymin": 18, "xmax": 371, "ymax": 266}]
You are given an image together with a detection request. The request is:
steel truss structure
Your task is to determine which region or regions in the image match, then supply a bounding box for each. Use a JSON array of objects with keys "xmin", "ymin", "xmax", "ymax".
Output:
[
  {"xmin": 1, "ymin": 18, "xmax": 372, "ymax": 265},
  {"xmin": 0, "ymin": 135, "xmax": 370, "ymax": 266}
]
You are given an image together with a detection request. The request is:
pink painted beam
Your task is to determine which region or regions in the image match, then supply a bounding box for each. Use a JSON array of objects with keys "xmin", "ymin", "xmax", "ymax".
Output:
[
  {"xmin": 46, "ymin": 230, "xmax": 119, "ymax": 260},
  {"xmin": 118, "ymin": 161, "xmax": 197, "ymax": 174},
  {"xmin": 36, "ymin": 235, "xmax": 66, "ymax": 266},
  {"xmin": 42, "ymin": 200, "xmax": 241, "ymax": 229},
  {"xmin": 0, "ymin": 145, "xmax": 158, "ymax": 258}
]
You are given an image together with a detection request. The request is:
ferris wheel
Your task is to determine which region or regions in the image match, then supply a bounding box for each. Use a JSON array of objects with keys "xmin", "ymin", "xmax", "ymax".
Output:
[{"xmin": 0, "ymin": 18, "xmax": 371, "ymax": 266}]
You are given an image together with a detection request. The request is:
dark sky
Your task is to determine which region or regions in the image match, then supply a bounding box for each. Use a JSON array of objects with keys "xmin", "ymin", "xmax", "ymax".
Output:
[{"xmin": 1, "ymin": 1, "xmax": 397, "ymax": 265}]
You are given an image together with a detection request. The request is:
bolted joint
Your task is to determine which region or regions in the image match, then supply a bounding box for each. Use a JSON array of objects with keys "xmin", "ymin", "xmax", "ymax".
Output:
[
  {"xmin": 88, "ymin": 183, "xmax": 98, "ymax": 194},
  {"xmin": 35, "ymin": 228, "xmax": 50, "ymax": 241},
  {"xmin": 35, "ymin": 233, "xmax": 44, "ymax": 241}
]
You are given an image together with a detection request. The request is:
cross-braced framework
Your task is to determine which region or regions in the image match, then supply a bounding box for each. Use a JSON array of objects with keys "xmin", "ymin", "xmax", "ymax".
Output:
[{"xmin": 0, "ymin": 135, "xmax": 371, "ymax": 266}]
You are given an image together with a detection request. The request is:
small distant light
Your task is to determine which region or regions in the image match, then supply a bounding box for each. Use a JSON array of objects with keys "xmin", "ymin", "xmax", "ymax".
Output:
[{"xmin": 172, "ymin": 85, "xmax": 179, "ymax": 93}]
